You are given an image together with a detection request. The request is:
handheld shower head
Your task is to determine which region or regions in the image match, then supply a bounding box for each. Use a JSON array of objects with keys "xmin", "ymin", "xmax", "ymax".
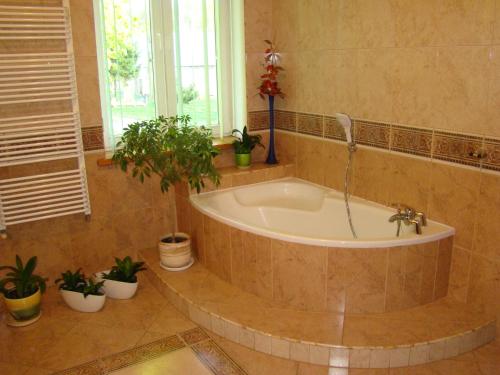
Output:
[{"xmin": 335, "ymin": 113, "xmax": 354, "ymax": 144}]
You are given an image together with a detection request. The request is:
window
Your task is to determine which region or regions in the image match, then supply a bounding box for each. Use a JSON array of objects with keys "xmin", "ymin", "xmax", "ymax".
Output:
[{"xmin": 93, "ymin": 0, "xmax": 246, "ymax": 149}]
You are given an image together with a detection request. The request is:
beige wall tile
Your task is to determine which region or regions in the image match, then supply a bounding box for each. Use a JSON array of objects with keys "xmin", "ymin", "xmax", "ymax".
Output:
[
  {"xmin": 448, "ymin": 246, "xmax": 472, "ymax": 302},
  {"xmin": 323, "ymin": 49, "xmax": 358, "ymax": 116},
  {"xmin": 388, "ymin": 153, "xmax": 432, "ymax": 213},
  {"xmin": 487, "ymin": 47, "xmax": 500, "ymax": 138},
  {"xmin": 356, "ymin": 48, "xmax": 396, "ymax": 124},
  {"xmin": 352, "ymin": 148, "xmax": 392, "ymax": 206},
  {"xmin": 296, "ymin": 135, "xmax": 326, "ymax": 185},
  {"xmin": 474, "ymin": 171, "xmax": 500, "ymax": 260},
  {"xmin": 434, "ymin": 237, "xmax": 453, "ymax": 299},
  {"xmin": 296, "ymin": 51, "xmax": 329, "ymax": 114},
  {"xmin": 272, "ymin": 239, "xmax": 328, "ymax": 311},
  {"xmin": 297, "ymin": 0, "xmax": 336, "ymax": 51},
  {"xmin": 323, "ymin": 140, "xmax": 348, "ymax": 191},
  {"xmin": 271, "ymin": 0, "xmax": 298, "ymax": 53},
  {"xmin": 74, "ymin": 56, "xmax": 103, "ymax": 127},
  {"xmin": 496, "ymin": 0, "xmax": 500, "ymax": 43},
  {"xmin": 69, "ymin": 0, "xmax": 97, "ymax": 57},
  {"xmin": 203, "ymin": 217, "xmax": 232, "ymax": 282},
  {"xmin": 231, "ymin": 228, "xmax": 273, "ymax": 300},
  {"xmin": 190, "ymin": 205, "xmax": 206, "ymax": 263},
  {"xmin": 467, "ymin": 255, "xmax": 500, "ymax": 328},
  {"xmin": 435, "ymin": 47, "xmax": 491, "ymax": 135},
  {"xmin": 275, "ymin": 131, "xmax": 297, "ymax": 164},
  {"xmin": 244, "ymin": 0, "xmax": 272, "ymax": 53},
  {"xmin": 392, "ymin": 48, "xmax": 439, "ymax": 128},
  {"xmin": 428, "ymin": 162, "xmax": 481, "ymax": 249},
  {"xmin": 327, "ymin": 247, "xmax": 388, "ymax": 314}
]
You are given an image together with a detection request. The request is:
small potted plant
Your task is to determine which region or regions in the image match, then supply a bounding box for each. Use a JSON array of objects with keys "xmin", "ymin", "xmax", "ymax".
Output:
[
  {"xmin": 113, "ymin": 115, "xmax": 220, "ymax": 270},
  {"xmin": 232, "ymin": 126, "xmax": 264, "ymax": 168},
  {"xmin": 97, "ymin": 256, "xmax": 146, "ymax": 300},
  {"xmin": 0, "ymin": 255, "xmax": 47, "ymax": 326},
  {"xmin": 56, "ymin": 269, "xmax": 106, "ymax": 313}
]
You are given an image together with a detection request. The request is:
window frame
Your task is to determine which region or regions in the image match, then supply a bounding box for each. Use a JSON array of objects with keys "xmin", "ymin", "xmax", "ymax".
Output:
[{"xmin": 93, "ymin": 0, "xmax": 246, "ymax": 150}]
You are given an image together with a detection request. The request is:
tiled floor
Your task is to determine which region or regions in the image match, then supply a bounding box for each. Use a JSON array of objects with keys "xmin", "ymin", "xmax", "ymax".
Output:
[
  {"xmin": 0, "ymin": 273, "xmax": 499, "ymax": 375},
  {"xmin": 111, "ymin": 348, "xmax": 213, "ymax": 375}
]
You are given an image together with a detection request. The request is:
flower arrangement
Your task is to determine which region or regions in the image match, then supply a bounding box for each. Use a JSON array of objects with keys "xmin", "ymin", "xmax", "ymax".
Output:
[{"xmin": 258, "ymin": 40, "xmax": 285, "ymax": 99}]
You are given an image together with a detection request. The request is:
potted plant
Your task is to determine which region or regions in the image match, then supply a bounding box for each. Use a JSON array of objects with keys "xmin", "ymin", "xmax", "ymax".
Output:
[
  {"xmin": 112, "ymin": 115, "xmax": 220, "ymax": 270},
  {"xmin": 96, "ymin": 256, "xmax": 146, "ymax": 300},
  {"xmin": 231, "ymin": 126, "xmax": 265, "ymax": 168},
  {"xmin": 0, "ymin": 255, "xmax": 47, "ymax": 326},
  {"xmin": 56, "ymin": 269, "xmax": 106, "ymax": 313}
]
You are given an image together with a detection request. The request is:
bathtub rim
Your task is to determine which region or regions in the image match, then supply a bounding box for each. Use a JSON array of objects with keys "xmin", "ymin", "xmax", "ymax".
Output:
[{"xmin": 189, "ymin": 177, "xmax": 455, "ymax": 249}]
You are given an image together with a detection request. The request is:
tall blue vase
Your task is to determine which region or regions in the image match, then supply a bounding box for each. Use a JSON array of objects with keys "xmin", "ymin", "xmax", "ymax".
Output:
[{"xmin": 266, "ymin": 95, "xmax": 278, "ymax": 164}]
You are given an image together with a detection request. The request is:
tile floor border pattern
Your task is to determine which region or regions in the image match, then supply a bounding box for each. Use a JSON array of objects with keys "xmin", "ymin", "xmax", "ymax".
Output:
[
  {"xmin": 52, "ymin": 328, "xmax": 247, "ymax": 375},
  {"xmin": 141, "ymin": 253, "xmax": 497, "ymax": 369},
  {"xmin": 247, "ymin": 110, "xmax": 500, "ymax": 172}
]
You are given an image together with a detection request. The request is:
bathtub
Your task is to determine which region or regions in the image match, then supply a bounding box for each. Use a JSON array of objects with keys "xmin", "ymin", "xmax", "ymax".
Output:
[
  {"xmin": 187, "ymin": 177, "xmax": 455, "ymax": 313},
  {"xmin": 190, "ymin": 177, "xmax": 454, "ymax": 248}
]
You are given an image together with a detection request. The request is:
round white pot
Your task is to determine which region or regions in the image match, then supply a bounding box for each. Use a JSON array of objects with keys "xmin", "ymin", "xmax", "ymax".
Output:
[
  {"xmin": 158, "ymin": 232, "xmax": 192, "ymax": 268},
  {"xmin": 60, "ymin": 289, "xmax": 106, "ymax": 313},
  {"xmin": 99, "ymin": 275, "xmax": 138, "ymax": 300}
]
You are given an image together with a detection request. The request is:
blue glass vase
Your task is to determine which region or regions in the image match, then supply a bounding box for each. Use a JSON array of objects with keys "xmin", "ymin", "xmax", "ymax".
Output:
[{"xmin": 265, "ymin": 95, "xmax": 278, "ymax": 164}]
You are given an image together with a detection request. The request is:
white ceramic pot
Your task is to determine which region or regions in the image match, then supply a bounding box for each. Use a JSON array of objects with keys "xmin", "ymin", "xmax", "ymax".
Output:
[
  {"xmin": 60, "ymin": 289, "xmax": 106, "ymax": 313},
  {"xmin": 158, "ymin": 232, "xmax": 192, "ymax": 268},
  {"xmin": 97, "ymin": 272, "xmax": 138, "ymax": 300}
]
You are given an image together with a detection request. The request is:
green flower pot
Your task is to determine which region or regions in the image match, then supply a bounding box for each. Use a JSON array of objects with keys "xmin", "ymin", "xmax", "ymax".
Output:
[{"xmin": 235, "ymin": 153, "xmax": 251, "ymax": 168}]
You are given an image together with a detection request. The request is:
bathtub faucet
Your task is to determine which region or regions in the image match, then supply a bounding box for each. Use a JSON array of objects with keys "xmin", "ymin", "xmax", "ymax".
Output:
[{"xmin": 389, "ymin": 204, "xmax": 427, "ymax": 236}]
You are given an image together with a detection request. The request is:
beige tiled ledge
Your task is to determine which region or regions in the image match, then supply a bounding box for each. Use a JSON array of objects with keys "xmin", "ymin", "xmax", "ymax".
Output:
[{"xmin": 139, "ymin": 248, "xmax": 496, "ymax": 369}]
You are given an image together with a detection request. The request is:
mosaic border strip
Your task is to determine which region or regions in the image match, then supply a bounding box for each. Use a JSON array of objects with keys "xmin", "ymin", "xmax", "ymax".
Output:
[
  {"xmin": 248, "ymin": 110, "xmax": 500, "ymax": 172},
  {"xmin": 142, "ymin": 257, "xmax": 497, "ymax": 370},
  {"xmin": 53, "ymin": 329, "xmax": 246, "ymax": 375},
  {"xmin": 81, "ymin": 126, "xmax": 104, "ymax": 151}
]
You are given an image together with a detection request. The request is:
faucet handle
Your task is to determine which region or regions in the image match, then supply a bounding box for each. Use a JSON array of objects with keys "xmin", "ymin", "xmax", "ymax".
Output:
[
  {"xmin": 416, "ymin": 212, "xmax": 427, "ymax": 226},
  {"xmin": 390, "ymin": 203, "xmax": 415, "ymax": 213}
]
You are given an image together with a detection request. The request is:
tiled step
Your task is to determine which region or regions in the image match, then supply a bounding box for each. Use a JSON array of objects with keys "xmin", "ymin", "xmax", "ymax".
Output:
[{"xmin": 140, "ymin": 248, "xmax": 496, "ymax": 369}]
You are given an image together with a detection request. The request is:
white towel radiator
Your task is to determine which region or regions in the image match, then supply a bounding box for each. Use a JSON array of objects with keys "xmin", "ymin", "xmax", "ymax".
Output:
[{"xmin": 0, "ymin": 2, "xmax": 91, "ymax": 235}]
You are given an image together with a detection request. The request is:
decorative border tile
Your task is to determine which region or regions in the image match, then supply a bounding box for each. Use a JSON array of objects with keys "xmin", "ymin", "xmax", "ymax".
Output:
[
  {"xmin": 180, "ymin": 327, "xmax": 211, "ymax": 345},
  {"xmin": 142, "ymin": 254, "xmax": 497, "ymax": 369},
  {"xmin": 192, "ymin": 340, "xmax": 247, "ymax": 375},
  {"xmin": 297, "ymin": 113, "xmax": 323, "ymax": 136},
  {"xmin": 247, "ymin": 111, "xmax": 269, "ymax": 131},
  {"xmin": 53, "ymin": 330, "xmax": 247, "ymax": 375},
  {"xmin": 391, "ymin": 125, "xmax": 433, "ymax": 157},
  {"xmin": 324, "ymin": 116, "xmax": 347, "ymax": 142},
  {"xmin": 99, "ymin": 335, "xmax": 185, "ymax": 372},
  {"xmin": 432, "ymin": 131, "xmax": 483, "ymax": 167},
  {"xmin": 81, "ymin": 126, "xmax": 104, "ymax": 151},
  {"xmin": 261, "ymin": 109, "xmax": 500, "ymax": 173},
  {"xmin": 275, "ymin": 110, "xmax": 297, "ymax": 132},
  {"xmin": 482, "ymin": 138, "xmax": 500, "ymax": 172},
  {"xmin": 354, "ymin": 120, "xmax": 391, "ymax": 149}
]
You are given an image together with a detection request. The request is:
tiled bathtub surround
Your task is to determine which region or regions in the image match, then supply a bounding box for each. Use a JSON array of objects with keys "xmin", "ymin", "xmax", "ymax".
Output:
[
  {"xmin": 247, "ymin": 110, "xmax": 500, "ymax": 171},
  {"xmin": 183, "ymin": 208, "xmax": 453, "ymax": 314},
  {"xmin": 140, "ymin": 248, "xmax": 497, "ymax": 369}
]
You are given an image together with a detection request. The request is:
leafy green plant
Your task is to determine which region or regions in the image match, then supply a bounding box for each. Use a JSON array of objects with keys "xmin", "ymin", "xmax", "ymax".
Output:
[
  {"xmin": 232, "ymin": 126, "xmax": 264, "ymax": 154},
  {"xmin": 112, "ymin": 115, "xmax": 220, "ymax": 242},
  {"xmin": 55, "ymin": 269, "xmax": 104, "ymax": 298},
  {"xmin": 0, "ymin": 255, "xmax": 47, "ymax": 299},
  {"xmin": 181, "ymin": 84, "xmax": 199, "ymax": 105},
  {"xmin": 103, "ymin": 256, "xmax": 146, "ymax": 283}
]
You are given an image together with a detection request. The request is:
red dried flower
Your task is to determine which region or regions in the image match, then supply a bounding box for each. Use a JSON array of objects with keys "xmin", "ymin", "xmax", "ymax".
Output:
[{"xmin": 258, "ymin": 40, "xmax": 285, "ymax": 99}]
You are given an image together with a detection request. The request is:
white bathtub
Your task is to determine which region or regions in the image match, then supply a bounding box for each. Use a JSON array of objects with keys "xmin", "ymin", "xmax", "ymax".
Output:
[{"xmin": 190, "ymin": 178, "xmax": 454, "ymax": 248}]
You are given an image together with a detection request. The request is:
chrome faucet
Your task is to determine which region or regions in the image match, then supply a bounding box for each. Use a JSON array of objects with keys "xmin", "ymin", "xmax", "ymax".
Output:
[{"xmin": 389, "ymin": 204, "xmax": 427, "ymax": 236}]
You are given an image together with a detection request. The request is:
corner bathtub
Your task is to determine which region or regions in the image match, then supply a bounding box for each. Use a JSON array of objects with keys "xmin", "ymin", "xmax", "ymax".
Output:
[{"xmin": 188, "ymin": 178, "xmax": 455, "ymax": 313}]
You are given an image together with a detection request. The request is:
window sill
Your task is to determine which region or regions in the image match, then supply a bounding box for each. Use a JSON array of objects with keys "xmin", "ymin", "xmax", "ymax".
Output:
[{"xmin": 96, "ymin": 136, "xmax": 235, "ymax": 167}]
